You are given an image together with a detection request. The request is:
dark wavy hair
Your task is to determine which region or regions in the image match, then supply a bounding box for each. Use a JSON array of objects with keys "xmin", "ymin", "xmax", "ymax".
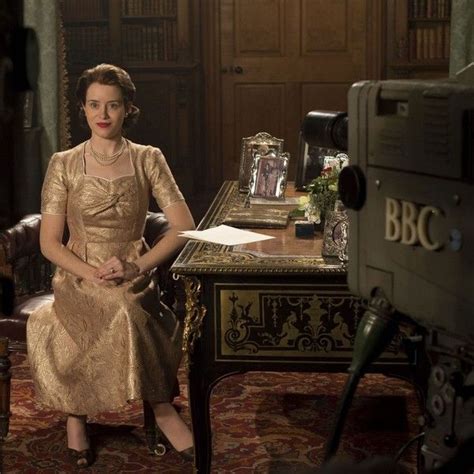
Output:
[{"xmin": 75, "ymin": 63, "xmax": 140, "ymax": 130}]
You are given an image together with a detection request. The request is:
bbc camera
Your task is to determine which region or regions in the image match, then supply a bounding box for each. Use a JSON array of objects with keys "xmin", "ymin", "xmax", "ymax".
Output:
[{"xmin": 302, "ymin": 70, "xmax": 474, "ymax": 472}]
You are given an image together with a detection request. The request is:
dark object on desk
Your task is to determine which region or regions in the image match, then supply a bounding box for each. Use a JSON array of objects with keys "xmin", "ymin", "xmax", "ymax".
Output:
[
  {"xmin": 295, "ymin": 131, "xmax": 336, "ymax": 191},
  {"xmin": 295, "ymin": 220, "xmax": 314, "ymax": 238},
  {"xmin": 223, "ymin": 206, "xmax": 289, "ymax": 228}
]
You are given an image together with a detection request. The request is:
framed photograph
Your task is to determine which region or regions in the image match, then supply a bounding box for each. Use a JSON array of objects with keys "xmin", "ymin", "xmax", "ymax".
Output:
[
  {"xmin": 294, "ymin": 132, "xmax": 337, "ymax": 191},
  {"xmin": 239, "ymin": 132, "xmax": 284, "ymax": 193},
  {"xmin": 322, "ymin": 207, "xmax": 349, "ymax": 260},
  {"xmin": 248, "ymin": 152, "xmax": 289, "ymax": 200}
]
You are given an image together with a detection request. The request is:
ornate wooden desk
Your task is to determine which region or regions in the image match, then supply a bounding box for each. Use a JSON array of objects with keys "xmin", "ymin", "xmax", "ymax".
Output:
[{"xmin": 171, "ymin": 181, "xmax": 410, "ymax": 473}]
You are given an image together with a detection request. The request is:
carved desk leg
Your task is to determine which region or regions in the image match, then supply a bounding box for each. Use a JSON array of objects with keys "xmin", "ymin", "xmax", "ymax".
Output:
[
  {"xmin": 0, "ymin": 337, "xmax": 11, "ymax": 440},
  {"xmin": 188, "ymin": 357, "xmax": 215, "ymax": 474},
  {"xmin": 181, "ymin": 276, "xmax": 210, "ymax": 473}
]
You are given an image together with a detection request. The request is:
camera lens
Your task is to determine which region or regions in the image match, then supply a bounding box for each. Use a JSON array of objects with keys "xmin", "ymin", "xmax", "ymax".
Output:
[{"xmin": 301, "ymin": 111, "xmax": 348, "ymax": 151}]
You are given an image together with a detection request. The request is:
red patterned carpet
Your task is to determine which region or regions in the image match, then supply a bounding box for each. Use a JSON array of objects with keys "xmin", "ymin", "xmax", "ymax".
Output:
[{"xmin": 1, "ymin": 353, "xmax": 421, "ymax": 473}]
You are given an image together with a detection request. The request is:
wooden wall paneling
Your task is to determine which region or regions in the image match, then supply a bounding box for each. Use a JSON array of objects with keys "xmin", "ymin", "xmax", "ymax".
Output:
[
  {"xmin": 131, "ymin": 70, "xmax": 198, "ymax": 198},
  {"xmin": 367, "ymin": 0, "xmax": 386, "ymax": 79},
  {"xmin": 128, "ymin": 74, "xmax": 176, "ymax": 160},
  {"xmin": 175, "ymin": 72, "xmax": 194, "ymax": 195},
  {"xmin": 301, "ymin": 83, "xmax": 352, "ymax": 116},
  {"xmin": 235, "ymin": 0, "xmax": 285, "ymax": 55},
  {"xmin": 200, "ymin": 0, "xmax": 222, "ymax": 190},
  {"xmin": 108, "ymin": 0, "xmax": 121, "ymax": 64},
  {"xmin": 299, "ymin": 0, "xmax": 368, "ymax": 81},
  {"xmin": 127, "ymin": 72, "xmax": 198, "ymax": 198},
  {"xmin": 177, "ymin": 0, "xmax": 191, "ymax": 62},
  {"xmin": 203, "ymin": 0, "xmax": 385, "ymax": 186},
  {"xmin": 67, "ymin": 74, "xmax": 89, "ymax": 145},
  {"xmin": 220, "ymin": 0, "xmax": 293, "ymax": 181},
  {"xmin": 302, "ymin": 0, "xmax": 348, "ymax": 52},
  {"xmin": 234, "ymin": 83, "xmax": 286, "ymax": 147}
]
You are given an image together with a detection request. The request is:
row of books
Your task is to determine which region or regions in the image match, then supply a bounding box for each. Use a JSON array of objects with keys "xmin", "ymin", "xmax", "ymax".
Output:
[
  {"xmin": 65, "ymin": 26, "xmax": 110, "ymax": 64},
  {"xmin": 122, "ymin": 0, "xmax": 177, "ymax": 17},
  {"xmin": 408, "ymin": 0, "xmax": 451, "ymax": 19},
  {"xmin": 62, "ymin": 0, "xmax": 107, "ymax": 21},
  {"xmin": 408, "ymin": 24, "xmax": 450, "ymax": 61},
  {"xmin": 122, "ymin": 21, "xmax": 177, "ymax": 62}
]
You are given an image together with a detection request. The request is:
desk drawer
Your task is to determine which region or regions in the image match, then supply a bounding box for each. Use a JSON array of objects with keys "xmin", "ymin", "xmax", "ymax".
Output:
[{"xmin": 215, "ymin": 283, "xmax": 410, "ymax": 364}]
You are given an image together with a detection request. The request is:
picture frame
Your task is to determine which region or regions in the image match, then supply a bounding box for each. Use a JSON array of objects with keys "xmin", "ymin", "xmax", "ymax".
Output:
[
  {"xmin": 239, "ymin": 132, "xmax": 284, "ymax": 193},
  {"xmin": 294, "ymin": 132, "xmax": 337, "ymax": 191},
  {"xmin": 322, "ymin": 206, "xmax": 349, "ymax": 259},
  {"xmin": 248, "ymin": 152, "xmax": 289, "ymax": 200}
]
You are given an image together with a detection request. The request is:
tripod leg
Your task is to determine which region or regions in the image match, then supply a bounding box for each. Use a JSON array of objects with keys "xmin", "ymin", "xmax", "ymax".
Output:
[{"xmin": 324, "ymin": 291, "xmax": 399, "ymax": 460}]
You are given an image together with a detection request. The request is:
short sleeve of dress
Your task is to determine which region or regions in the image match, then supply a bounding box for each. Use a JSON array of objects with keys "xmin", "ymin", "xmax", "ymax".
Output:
[
  {"xmin": 41, "ymin": 153, "xmax": 68, "ymax": 215},
  {"xmin": 144, "ymin": 148, "xmax": 184, "ymax": 209}
]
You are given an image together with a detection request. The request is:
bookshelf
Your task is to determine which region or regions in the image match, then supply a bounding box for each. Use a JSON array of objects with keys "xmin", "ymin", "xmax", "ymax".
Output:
[
  {"xmin": 386, "ymin": 0, "xmax": 451, "ymax": 78},
  {"xmin": 60, "ymin": 0, "xmax": 202, "ymax": 197}
]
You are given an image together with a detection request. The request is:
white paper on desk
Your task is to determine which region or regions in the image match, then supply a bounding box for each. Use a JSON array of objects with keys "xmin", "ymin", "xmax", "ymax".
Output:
[{"xmin": 179, "ymin": 224, "xmax": 275, "ymax": 246}]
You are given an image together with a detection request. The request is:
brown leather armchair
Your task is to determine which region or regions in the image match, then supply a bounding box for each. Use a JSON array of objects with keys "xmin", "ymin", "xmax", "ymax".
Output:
[{"xmin": 0, "ymin": 212, "xmax": 179, "ymax": 454}]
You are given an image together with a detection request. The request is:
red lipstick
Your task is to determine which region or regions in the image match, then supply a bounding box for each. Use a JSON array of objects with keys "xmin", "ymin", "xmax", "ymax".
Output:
[{"xmin": 97, "ymin": 122, "xmax": 110, "ymax": 128}]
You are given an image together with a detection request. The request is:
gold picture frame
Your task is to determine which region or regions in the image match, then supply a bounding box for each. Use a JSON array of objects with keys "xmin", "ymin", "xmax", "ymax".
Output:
[
  {"xmin": 322, "ymin": 205, "xmax": 349, "ymax": 260},
  {"xmin": 239, "ymin": 132, "xmax": 284, "ymax": 193}
]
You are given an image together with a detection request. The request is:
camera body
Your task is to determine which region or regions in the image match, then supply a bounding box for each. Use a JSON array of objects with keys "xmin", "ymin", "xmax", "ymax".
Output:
[
  {"xmin": 303, "ymin": 76, "xmax": 474, "ymax": 470},
  {"xmin": 346, "ymin": 78, "xmax": 474, "ymax": 339},
  {"xmin": 346, "ymin": 78, "xmax": 474, "ymax": 470}
]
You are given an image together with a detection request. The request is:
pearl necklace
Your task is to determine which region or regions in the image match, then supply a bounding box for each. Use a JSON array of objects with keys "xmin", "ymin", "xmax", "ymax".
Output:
[{"xmin": 89, "ymin": 139, "xmax": 125, "ymax": 166}]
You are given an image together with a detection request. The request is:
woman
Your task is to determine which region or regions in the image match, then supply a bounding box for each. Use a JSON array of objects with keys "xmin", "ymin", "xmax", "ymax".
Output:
[{"xmin": 27, "ymin": 63, "xmax": 195, "ymax": 468}]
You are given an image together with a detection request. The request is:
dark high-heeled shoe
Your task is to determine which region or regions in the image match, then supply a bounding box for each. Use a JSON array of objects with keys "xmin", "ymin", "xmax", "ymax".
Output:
[
  {"xmin": 68, "ymin": 446, "xmax": 95, "ymax": 468},
  {"xmin": 155, "ymin": 426, "xmax": 194, "ymax": 462},
  {"xmin": 177, "ymin": 446, "xmax": 194, "ymax": 462},
  {"xmin": 67, "ymin": 415, "xmax": 94, "ymax": 468}
]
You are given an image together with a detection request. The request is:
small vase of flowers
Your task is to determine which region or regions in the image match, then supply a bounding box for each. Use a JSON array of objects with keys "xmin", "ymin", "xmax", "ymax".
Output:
[{"xmin": 295, "ymin": 153, "xmax": 349, "ymax": 226}]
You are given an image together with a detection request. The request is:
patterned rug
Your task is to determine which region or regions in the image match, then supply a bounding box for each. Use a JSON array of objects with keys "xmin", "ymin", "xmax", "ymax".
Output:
[{"xmin": 1, "ymin": 352, "xmax": 421, "ymax": 473}]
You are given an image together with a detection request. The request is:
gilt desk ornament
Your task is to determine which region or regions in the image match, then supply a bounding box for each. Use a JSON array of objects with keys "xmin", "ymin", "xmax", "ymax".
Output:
[
  {"xmin": 322, "ymin": 200, "xmax": 349, "ymax": 261},
  {"xmin": 239, "ymin": 132, "xmax": 284, "ymax": 193}
]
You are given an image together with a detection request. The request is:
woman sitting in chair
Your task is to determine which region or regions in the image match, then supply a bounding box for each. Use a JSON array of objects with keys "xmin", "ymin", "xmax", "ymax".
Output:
[{"xmin": 27, "ymin": 63, "xmax": 195, "ymax": 468}]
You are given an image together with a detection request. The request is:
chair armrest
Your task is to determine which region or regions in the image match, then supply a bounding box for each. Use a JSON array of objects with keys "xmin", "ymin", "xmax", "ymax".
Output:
[
  {"xmin": 0, "ymin": 214, "xmax": 52, "ymax": 300},
  {"xmin": 144, "ymin": 211, "xmax": 170, "ymax": 247},
  {"xmin": 0, "ymin": 214, "xmax": 42, "ymax": 264},
  {"xmin": 144, "ymin": 212, "xmax": 181, "ymax": 311}
]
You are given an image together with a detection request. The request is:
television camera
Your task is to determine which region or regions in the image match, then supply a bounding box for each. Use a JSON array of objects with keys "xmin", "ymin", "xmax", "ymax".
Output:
[{"xmin": 302, "ymin": 70, "xmax": 474, "ymax": 472}]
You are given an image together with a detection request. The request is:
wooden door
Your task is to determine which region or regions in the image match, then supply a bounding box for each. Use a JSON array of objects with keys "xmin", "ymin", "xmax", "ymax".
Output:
[{"xmin": 219, "ymin": 0, "xmax": 379, "ymax": 181}]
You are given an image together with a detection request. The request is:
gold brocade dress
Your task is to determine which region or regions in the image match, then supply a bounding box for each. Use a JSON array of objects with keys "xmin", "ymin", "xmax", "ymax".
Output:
[{"xmin": 27, "ymin": 140, "xmax": 185, "ymax": 415}]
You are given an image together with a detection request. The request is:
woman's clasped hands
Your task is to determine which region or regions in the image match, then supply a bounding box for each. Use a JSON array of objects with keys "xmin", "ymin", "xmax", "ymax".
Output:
[{"xmin": 94, "ymin": 256, "xmax": 141, "ymax": 283}]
